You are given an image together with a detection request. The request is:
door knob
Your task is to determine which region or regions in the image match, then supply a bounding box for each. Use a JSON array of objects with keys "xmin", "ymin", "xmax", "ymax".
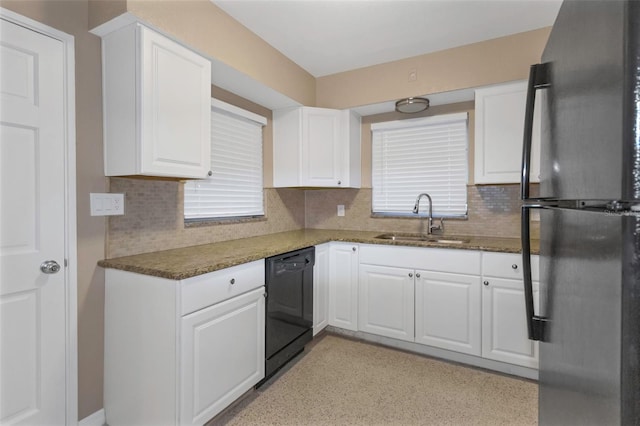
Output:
[{"xmin": 40, "ymin": 260, "xmax": 61, "ymax": 274}]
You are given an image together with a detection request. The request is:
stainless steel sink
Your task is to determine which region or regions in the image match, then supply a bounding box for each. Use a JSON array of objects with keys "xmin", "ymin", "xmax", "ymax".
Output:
[{"xmin": 375, "ymin": 233, "xmax": 470, "ymax": 244}]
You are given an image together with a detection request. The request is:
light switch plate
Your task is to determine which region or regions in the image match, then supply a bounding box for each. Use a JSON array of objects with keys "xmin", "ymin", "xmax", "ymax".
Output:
[
  {"xmin": 90, "ymin": 193, "xmax": 125, "ymax": 216},
  {"xmin": 337, "ymin": 205, "xmax": 345, "ymax": 217}
]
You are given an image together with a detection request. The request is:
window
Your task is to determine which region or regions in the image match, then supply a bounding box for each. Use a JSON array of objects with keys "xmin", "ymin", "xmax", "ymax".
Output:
[
  {"xmin": 371, "ymin": 112, "xmax": 468, "ymax": 217},
  {"xmin": 184, "ymin": 99, "xmax": 267, "ymax": 220}
]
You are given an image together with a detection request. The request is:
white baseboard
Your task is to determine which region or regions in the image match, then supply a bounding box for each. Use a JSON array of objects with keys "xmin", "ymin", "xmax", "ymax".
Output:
[
  {"xmin": 326, "ymin": 326, "xmax": 539, "ymax": 380},
  {"xmin": 79, "ymin": 409, "xmax": 106, "ymax": 426}
]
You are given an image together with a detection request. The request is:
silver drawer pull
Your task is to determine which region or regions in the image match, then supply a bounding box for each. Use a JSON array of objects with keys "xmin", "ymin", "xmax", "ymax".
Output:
[
  {"xmin": 512, "ymin": 264, "xmax": 518, "ymax": 270},
  {"xmin": 230, "ymin": 278, "xmax": 235, "ymax": 285},
  {"xmin": 484, "ymin": 280, "xmax": 489, "ymax": 286}
]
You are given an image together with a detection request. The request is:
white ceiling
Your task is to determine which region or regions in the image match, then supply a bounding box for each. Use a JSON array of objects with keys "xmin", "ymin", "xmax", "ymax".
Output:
[{"xmin": 212, "ymin": 0, "xmax": 562, "ymax": 78}]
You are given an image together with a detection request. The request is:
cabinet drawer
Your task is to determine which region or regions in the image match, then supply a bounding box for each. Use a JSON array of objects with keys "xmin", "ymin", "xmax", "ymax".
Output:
[
  {"xmin": 359, "ymin": 244, "xmax": 481, "ymax": 276},
  {"xmin": 181, "ymin": 260, "xmax": 265, "ymax": 315},
  {"xmin": 482, "ymin": 252, "xmax": 539, "ymax": 281}
]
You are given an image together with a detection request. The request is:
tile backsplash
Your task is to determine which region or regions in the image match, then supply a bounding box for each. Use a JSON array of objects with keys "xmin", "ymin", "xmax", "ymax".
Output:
[
  {"xmin": 106, "ymin": 178, "xmax": 538, "ymax": 258},
  {"xmin": 107, "ymin": 178, "xmax": 305, "ymax": 258},
  {"xmin": 304, "ymin": 185, "xmax": 539, "ymax": 239}
]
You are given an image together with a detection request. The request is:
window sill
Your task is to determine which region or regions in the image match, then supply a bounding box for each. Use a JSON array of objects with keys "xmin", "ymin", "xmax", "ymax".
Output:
[
  {"xmin": 184, "ymin": 215, "xmax": 267, "ymax": 228},
  {"xmin": 370, "ymin": 212, "xmax": 468, "ymax": 220}
]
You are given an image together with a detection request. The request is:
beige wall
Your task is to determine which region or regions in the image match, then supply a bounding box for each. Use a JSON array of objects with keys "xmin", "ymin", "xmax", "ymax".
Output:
[
  {"xmin": 89, "ymin": 0, "xmax": 316, "ymax": 107},
  {"xmin": 316, "ymin": 27, "xmax": 551, "ymax": 109},
  {"xmin": 0, "ymin": 0, "xmax": 106, "ymax": 419}
]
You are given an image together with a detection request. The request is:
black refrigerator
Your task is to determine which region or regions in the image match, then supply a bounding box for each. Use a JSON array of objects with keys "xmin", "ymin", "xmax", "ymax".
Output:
[{"xmin": 520, "ymin": 1, "xmax": 640, "ymax": 424}]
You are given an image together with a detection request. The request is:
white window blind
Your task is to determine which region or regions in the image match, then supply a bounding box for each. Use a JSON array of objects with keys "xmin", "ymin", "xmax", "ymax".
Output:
[
  {"xmin": 371, "ymin": 112, "xmax": 468, "ymax": 217},
  {"xmin": 184, "ymin": 99, "xmax": 267, "ymax": 220}
]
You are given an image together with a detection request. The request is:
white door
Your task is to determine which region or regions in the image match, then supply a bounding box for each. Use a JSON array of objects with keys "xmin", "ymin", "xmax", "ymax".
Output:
[
  {"xmin": 0, "ymin": 19, "xmax": 67, "ymax": 425},
  {"xmin": 358, "ymin": 264, "xmax": 414, "ymax": 342},
  {"xmin": 415, "ymin": 271, "xmax": 482, "ymax": 356}
]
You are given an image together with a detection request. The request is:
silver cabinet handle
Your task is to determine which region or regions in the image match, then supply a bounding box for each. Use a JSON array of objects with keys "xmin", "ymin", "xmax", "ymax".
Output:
[
  {"xmin": 409, "ymin": 273, "xmax": 413, "ymax": 278},
  {"xmin": 483, "ymin": 280, "xmax": 489, "ymax": 286},
  {"xmin": 415, "ymin": 273, "xmax": 421, "ymax": 278},
  {"xmin": 208, "ymin": 170, "xmax": 213, "ymax": 177},
  {"xmin": 352, "ymin": 247, "xmax": 356, "ymax": 252},
  {"xmin": 230, "ymin": 278, "xmax": 235, "ymax": 285},
  {"xmin": 512, "ymin": 264, "xmax": 518, "ymax": 270},
  {"xmin": 40, "ymin": 260, "xmax": 61, "ymax": 274},
  {"xmin": 338, "ymin": 180, "xmax": 342, "ymax": 185}
]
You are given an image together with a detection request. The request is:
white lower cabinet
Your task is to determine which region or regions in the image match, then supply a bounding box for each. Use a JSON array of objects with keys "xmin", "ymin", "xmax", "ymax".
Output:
[
  {"xmin": 347, "ymin": 244, "xmax": 538, "ymax": 374},
  {"xmin": 482, "ymin": 277, "xmax": 539, "ymax": 368},
  {"xmin": 180, "ymin": 288, "xmax": 265, "ymax": 426},
  {"xmin": 481, "ymin": 252, "xmax": 539, "ymax": 368},
  {"xmin": 328, "ymin": 242, "xmax": 359, "ymax": 331},
  {"xmin": 313, "ymin": 243, "xmax": 330, "ymax": 335},
  {"xmin": 358, "ymin": 264, "xmax": 414, "ymax": 342},
  {"xmin": 104, "ymin": 260, "xmax": 265, "ymax": 426},
  {"xmin": 357, "ymin": 245, "xmax": 482, "ymax": 351},
  {"xmin": 415, "ymin": 271, "xmax": 481, "ymax": 356}
]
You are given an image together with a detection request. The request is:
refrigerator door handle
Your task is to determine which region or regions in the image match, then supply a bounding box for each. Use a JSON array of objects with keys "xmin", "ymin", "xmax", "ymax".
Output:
[
  {"xmin": 521, "ymin": 62, "xmax": 550, "ymax": 201},
  {"xmin": 521, "ymin": 205, "xmax": 547, "ymax": 341}
]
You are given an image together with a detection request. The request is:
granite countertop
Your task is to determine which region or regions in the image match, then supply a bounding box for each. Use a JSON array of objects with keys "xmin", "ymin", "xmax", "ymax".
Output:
[{"xmin": 98, "ymin": 229, "xmax": 540, "ymax": 280}]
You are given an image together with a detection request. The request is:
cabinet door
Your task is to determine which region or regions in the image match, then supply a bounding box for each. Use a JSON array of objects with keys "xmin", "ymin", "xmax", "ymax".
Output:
[
  {"xmin": 313, "ymin": 243, "xmax": 330, "ymax": 335},
  {"xmin": 415, "ymin": 271, "xmax": 481, "ymax": 356},
  {"xmin": 140, "ymin": 26, "xmax": 211, "ymax": 178},
  {"xmin": 474, "ymin": 81, "xmax": 540, "ymax": 184},
  {"xmin": 180, "ymin": 287, "xmax": 265, "ymax": 425},
  {"xmin": 328, "ymin": 243, "xmax": 359, "ymax": 331},
  {"xmin": 482, "ymin": 277, "xmax": 539, "ymax": 368},
  {"xmin": 358, "ymin": 264, "xmax": 414, "ymax": 342},
  {"xmin": 302, "ymin": 108, "xmax": 342, "ymax": 187}
]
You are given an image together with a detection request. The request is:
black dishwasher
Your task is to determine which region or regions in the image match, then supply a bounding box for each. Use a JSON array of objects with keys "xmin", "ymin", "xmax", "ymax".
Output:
[{"xmin": 262, "ymin": 246, "xmax": 314, "ymax": 382}]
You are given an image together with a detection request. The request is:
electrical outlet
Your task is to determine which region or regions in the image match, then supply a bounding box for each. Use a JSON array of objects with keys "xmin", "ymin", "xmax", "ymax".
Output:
[
  {"xmin": 337, "ymin": 205, "xmax": 345, "ymax": 217},
  {"xmin": 408, "ymin": 69, "xmax": 417, "ymax": 82}
]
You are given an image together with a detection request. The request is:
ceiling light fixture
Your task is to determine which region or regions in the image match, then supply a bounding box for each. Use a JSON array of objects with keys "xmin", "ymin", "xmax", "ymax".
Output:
[{"xmin": 395, "ymin": 97, "xmax": 430, "ymax": 114}]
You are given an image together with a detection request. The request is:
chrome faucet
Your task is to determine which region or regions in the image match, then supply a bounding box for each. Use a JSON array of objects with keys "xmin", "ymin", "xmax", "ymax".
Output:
[{"xmin": 413, "ymin": 193, "xmax": 444, "ymax": 235}]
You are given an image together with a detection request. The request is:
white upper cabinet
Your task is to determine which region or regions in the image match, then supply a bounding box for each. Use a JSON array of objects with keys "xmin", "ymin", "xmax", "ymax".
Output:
[
  {"xmin": 273, "ymin": 107, "xmax": 361, "ymax": 188},
  {"xmin": 100, "ymin": 23, "xmax": 211, "ymax": 178},
  {"xmin": 474, "ymin": 81, "xmax": 540, "ymax": 184}
]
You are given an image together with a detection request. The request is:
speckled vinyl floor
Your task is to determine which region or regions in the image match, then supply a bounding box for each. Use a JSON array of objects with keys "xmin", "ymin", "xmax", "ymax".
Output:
[{"xmin": 212, "ymin": 333, "xmax": 538, "ymax": 426}]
